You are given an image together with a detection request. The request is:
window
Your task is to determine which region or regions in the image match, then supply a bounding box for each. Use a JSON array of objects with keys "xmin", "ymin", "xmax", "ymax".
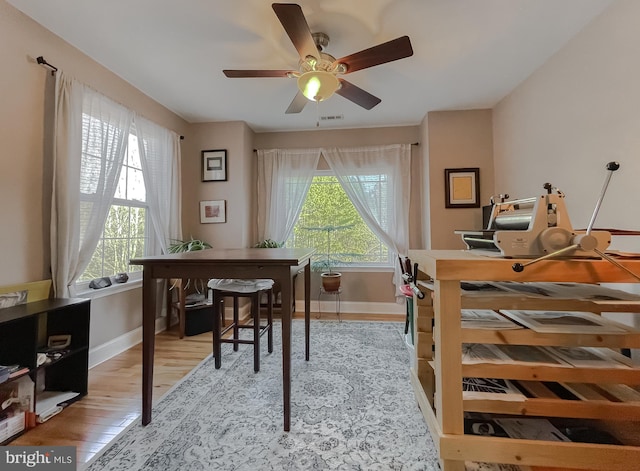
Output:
[
  {"xmin": 286, "ymin": 172, "xmax": 391, "ymax": 268},
  {"xmin": 78, "ymin": 131, "xmax": 146, "ymax": 282}
]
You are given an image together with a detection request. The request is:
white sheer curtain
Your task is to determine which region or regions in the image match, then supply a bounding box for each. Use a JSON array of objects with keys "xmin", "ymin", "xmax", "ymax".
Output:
[
  {"xmin": 51, "ymin": 72, "xmax": 133, "ymax": 297},
  {"xmin": 256, "ymin": 148, "xmax": 321, "ymax": 244},
  {"xmin": 135, "ymin": 115, "xmax": 182, "ymax": 255},
  {"xmin": 322, "ymin": 144, "xmax": 411, "ymax": 298}
]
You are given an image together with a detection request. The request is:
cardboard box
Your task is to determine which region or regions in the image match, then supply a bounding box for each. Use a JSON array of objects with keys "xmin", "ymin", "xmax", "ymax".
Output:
[{"xmin": 0, "ymin": 411, "xmax": 25, "ymax": 442}]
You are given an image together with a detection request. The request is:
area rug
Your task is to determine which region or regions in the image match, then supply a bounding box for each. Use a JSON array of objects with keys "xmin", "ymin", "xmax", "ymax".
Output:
[{"xmin": 83, "ymin": 320, "xmax": 439, "ymax": 470}]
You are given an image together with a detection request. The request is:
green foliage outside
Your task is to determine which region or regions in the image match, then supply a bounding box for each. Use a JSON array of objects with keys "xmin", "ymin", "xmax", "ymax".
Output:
[
  {"xmin": 80, "ymin": 205, "xmax": 145, "ymax": 281},
  {"xmin": 286, "ymin": 176, "xmax": 388, "ymax": 268},
  {"xmin": 81, "ymin": 175, "xmax": 389, "ymax": 282}
]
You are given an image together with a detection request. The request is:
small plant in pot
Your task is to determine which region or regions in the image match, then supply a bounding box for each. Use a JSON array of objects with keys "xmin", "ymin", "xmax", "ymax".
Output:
[{"xmin": 304, "ymin": 223, "xmax": 357, "ymax": 292}]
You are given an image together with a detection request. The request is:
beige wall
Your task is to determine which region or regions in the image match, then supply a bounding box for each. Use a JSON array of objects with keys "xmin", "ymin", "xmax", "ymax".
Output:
[
  {"xmin": 0, "ymin": 0, "xmax": 189, "ymax": 348},
  {"xmin": 181, "ymin": 121, "xmax": 255, "ymax": 248},
  {"xmin": 427, "ymin": 110, "xmax": 494, "ymax": 249}
]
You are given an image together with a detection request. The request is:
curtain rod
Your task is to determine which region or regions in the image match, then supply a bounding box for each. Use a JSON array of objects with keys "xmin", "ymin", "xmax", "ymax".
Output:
[
  {"xmin": 35, "ymin": 57, "xmax": 185, "ymax": 141},
  {"xmin": 36, "ymin": 56, "xmax": 57, "ymax": 76},
  {"xmin": 252, "ymin": 142, "xmax": 419, "ymax": 152}
]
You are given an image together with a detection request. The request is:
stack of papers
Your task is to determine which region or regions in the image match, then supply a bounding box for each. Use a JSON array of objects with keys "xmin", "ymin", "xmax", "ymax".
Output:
[{"xmin": 35, "ymin": 391, "xmax": 79, "ymax": 423}]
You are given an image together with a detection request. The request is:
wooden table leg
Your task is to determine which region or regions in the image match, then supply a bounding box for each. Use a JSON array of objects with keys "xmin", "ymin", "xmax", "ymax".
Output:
[
  {"xmin": 142, "ymin": 271, "xmax": 156, "ymax": 425},
  {"xmin": 280, "ymin": 269, "xmax": 292, "ymax": 432},
  {"xmin": 305, "ymin": 262, "xmax": 310, "ymax": 361}
]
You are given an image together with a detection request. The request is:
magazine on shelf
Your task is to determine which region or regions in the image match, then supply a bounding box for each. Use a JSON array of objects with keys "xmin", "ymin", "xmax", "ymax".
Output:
[
  {"xmin": 493, "ymin": 344, "xmax": 568, "ymax": 366},
  {"xmin": 543, "ymin": 346, "xmax": 633, "ymax": 369},
  {"xmin": 493, "ymin": 418, "xmax": 570, "ymax": 442},
  {"xmin": 462, "ymin": 343, "xmax": 511, "ymax": 363},
  {"xmin": 465, "ymin": 462, "xmax": 532, "ymax": 471},
  {"xmin": 464, "ymin": 414, "xmax": 569, "ymax": 442},
  {"xmin": 461, "ymin": 309, "xmax": 523, "ymax": 330},
  {"xmin": 489, "ymin": 282, "xmax": 640, "ymax": 302},
  {"xmin": 499, "ymin": 309, "xmax": 633, "ymax": 334},
  {"xmin": 463, "ymin": 377, "xmax": 525, "ymax": 400},
  {"xmin": 463, "ymin": 343, "xmax": 569, "ymax": 367}
]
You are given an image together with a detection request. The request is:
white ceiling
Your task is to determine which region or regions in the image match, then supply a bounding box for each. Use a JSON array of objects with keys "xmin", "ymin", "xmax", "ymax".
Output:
[{"xmin": 9, "ymin": 0, "xmax": 613, "ymax": 133}]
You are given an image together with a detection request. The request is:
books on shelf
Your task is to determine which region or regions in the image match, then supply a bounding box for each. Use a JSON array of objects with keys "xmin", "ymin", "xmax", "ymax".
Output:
[
  {"xmin": 499, "ymin": 309, "xmax": 633, "ymax": 334},
  {"xmin": 461, "ymin": 309, "xmax": 523, "ymax": 330}
]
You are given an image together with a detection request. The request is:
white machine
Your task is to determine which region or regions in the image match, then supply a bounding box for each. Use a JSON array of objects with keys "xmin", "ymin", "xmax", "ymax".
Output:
[
  {"xmin": 455, "ymin": 162, "xmax": 640, "ymax": 278},
  {"xmin": 457, "ymin": 186, "xmax": 611, "ymax": 259}
]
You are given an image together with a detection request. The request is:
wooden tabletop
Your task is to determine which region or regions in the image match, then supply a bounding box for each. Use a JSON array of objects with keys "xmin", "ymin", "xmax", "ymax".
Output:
[{"xmin": 131, "ymin": 247, "xmax": 315, "ymax": 266}]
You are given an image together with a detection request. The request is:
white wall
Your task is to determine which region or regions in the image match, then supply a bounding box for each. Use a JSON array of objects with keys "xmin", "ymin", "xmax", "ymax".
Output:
[
  {"xmin": 493, "ymin": 0, "xmax": 640, "ymax": 344},
  {"xmin": 494, "ymin": 0, "xmax": 640, "ymax": 239}
]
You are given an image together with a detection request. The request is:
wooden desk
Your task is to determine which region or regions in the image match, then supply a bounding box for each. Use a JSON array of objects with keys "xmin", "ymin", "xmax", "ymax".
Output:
[{"xmin": 131, "ymin": 247, "xmax": 314, "ymax": 431}]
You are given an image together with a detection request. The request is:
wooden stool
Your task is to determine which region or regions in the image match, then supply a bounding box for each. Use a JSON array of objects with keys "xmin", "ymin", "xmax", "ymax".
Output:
[{"xmin": 208, "ymin": 279, "xmax": 274, "ymax": 372}]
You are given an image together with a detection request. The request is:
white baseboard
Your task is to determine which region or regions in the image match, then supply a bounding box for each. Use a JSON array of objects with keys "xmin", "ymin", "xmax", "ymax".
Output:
[
  {"xmin": 89, "ymin": 302, "xmax": 406, "ymax": 369},
  {"xmin": 88, "ymin": 316, "xmax": 167, "ymax": 369}
]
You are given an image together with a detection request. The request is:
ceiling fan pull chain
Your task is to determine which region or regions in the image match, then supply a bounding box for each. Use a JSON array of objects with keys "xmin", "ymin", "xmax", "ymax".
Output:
[{"xmin": 316, "ymin": 100, "xmax": 320, "ymax": 127}]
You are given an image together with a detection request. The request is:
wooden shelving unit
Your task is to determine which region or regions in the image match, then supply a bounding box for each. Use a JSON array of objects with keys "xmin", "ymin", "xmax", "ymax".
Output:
[
  {"xmin": 0, "ymin": 298, "xmax": 90, "ymax": 443},
  {"xmin": 408, "ymin": 249, "xmax": 640, "ymax": 471}
]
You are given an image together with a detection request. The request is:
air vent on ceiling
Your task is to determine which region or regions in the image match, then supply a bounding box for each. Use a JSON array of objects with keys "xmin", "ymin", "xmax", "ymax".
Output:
[{"xmin": 319, "ymin": 114, "xmax": 344, "ymax": 121}]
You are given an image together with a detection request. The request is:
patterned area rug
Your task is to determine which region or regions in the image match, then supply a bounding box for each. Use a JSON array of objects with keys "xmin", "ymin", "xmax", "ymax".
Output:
[{"xmin": 83, "ymin": 320, "xmax": 439, "ymax": 470}]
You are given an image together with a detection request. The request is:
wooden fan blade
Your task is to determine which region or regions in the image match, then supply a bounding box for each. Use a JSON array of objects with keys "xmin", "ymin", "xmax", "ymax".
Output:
[
  {"xmin": 272, "ymin": 3, "xmax": 319, "ymax": 61},
  {"xmin": 333, "ymin": 36, "xmax": 413, "ymax": 74},
  {"xmin": 223, "ymin": 70, "xmax": 292, "ymax": 78},
  {"xmin": 285, "ymin": 90, "xmax": 308, "ymax": 114},
  {"xmin": 336, "ymin": 79, "xmax": 381, "ymax": 110}
]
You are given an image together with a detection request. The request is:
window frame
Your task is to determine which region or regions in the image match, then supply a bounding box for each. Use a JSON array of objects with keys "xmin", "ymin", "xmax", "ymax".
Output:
[{"xmin": 76, "ymin": 130, "xmax": 150, "ymax": 289}]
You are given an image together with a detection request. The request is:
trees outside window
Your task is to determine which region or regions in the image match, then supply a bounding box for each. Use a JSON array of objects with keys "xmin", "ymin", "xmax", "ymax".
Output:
[
  {"xmin": 286, "ymin": 174, "xmax": 390, "ymax": 268},
  {"xmin": 79, "ymin": 133, "xmax": 146, "ymax": 281}
]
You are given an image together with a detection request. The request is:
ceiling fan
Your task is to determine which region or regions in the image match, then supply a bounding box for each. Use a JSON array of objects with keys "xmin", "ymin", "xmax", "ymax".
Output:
[{"xmin": 223, "ymin": 3, "xmax": 414, "ymax": 114}]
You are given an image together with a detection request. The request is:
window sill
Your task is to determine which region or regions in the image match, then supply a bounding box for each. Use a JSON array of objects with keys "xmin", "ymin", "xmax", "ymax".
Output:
[
  {"xmin": 76, "ymin": 278, "xmax": 142, "ymax": 300},
  {"xmin": 321, "ymin": 266, "xmax": 394, "ymax": 273}
]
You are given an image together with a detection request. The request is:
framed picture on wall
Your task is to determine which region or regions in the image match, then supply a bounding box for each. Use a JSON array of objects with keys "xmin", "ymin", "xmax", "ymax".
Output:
[
  {"xmin": 202, "ymin": 149, "xmax": 227, "ymax": 182},
  {"xmin": 445, "ymin": 168, "xmax": 480, "ymax": 208},
  {"xmin": 200, "ymin": 200, "xmax": 226, "ymax": 223}
]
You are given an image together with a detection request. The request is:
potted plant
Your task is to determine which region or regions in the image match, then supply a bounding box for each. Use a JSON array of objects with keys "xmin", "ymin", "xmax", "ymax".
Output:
[
  {"xmin": 303, "ymin": 223, "xmax": 356, "ymax": 292},
  {"xmin": 167, "ymin": 237, "xmax": 212, "ymax": 293},
  {"xmin": 254, "ymin": 239, "xmax": 283, "ymax": 248},
  {"xmin": 167, "ymin": 238, "xmax": 212, "ymax": 253}
]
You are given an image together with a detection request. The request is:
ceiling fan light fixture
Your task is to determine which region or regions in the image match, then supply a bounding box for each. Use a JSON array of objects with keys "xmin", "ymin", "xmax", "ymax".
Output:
[{"xmin": 297, "ymin": 70, "xmax": 340, "ymax": 102}]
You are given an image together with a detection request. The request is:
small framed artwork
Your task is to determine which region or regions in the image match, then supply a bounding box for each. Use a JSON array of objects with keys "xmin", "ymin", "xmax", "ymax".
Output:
[
  {"xmin": 202, "ymin": 149, "xmax": 227, "ymax": 182},
  {"xmin": 445, "ymin": 168, "xmax": 480, "ymax": 208},
  {"xmin": 200, "ymin": 200, "xmax": 226, "ymax": 224}
]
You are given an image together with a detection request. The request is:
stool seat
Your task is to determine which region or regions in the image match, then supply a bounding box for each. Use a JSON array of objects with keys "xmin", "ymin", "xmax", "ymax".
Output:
[
  {"xmin": 208, "ymin": 278, "xmax": 274, "ymax": 372},
  {"xmin": 208, "ymin": 278, "xmax": 274, "ymax": 293}
]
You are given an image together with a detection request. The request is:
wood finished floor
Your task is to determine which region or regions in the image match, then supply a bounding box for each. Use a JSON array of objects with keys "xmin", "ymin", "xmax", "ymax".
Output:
[{"xmin": 9, "ymin": 312, "xmax": 402, "ymax": 464}]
